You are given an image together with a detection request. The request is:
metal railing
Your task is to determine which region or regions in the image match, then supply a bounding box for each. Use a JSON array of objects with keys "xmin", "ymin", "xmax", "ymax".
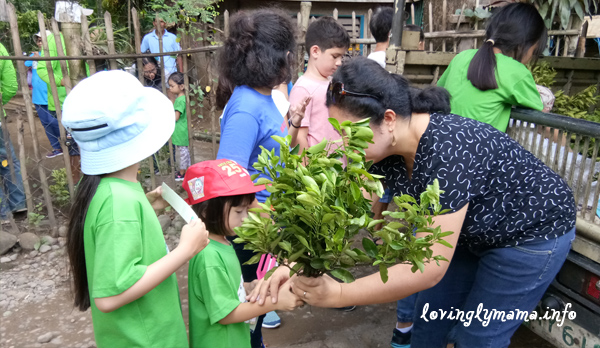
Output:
[{"xmin": 508, "ymin": 108, "xmax": 600, "ymax": 240}]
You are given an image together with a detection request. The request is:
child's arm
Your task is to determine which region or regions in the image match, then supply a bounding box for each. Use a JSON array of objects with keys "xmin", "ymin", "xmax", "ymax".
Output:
[
  {"xmin": 94, "ymin": 219, "xmax": 209, "ymax": 313},
  {"xmin": 175, "ymin": 110, "xmax": 181, "ymax": 121},
  {"xmin": 219, "ymin": 279, "xmax": 303, "ymax": 325}
]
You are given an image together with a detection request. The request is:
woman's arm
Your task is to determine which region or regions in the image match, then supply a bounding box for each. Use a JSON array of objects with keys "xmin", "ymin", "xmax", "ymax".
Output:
[
  {"xmin": 291, "ymin": 204, "xmax": 468, "ymax": 307},
  {"xmin": 94, "ymin": 219, "xmax": 209, "ymax": 313}
]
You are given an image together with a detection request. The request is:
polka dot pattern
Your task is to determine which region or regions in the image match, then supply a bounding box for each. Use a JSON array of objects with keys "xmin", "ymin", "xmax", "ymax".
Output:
[{"xmin": 370, "ymin": 113, "xmax": 576, "ymax": 248}]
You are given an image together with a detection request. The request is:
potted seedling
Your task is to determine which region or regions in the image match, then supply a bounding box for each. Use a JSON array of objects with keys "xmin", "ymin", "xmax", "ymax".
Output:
[{"xmin": 234, "ymin": 118, "xmax": 453, "ymax": 283}]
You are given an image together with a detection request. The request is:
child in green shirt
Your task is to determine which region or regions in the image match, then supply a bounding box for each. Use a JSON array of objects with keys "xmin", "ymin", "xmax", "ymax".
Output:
[
  {"xmin": 183, "ymin": 159, "xmax": 303, "ymax": 348},
  {"xmin": 437, "ymin": 3, "xmax": 546, "ymax": 132},
  {"xmin": 168, "ymin": 72, "xmax": 190, "ymax": 181},
  {"xmin": 62, "ymin": 70, "xmax": 209, "ymax": 348}
]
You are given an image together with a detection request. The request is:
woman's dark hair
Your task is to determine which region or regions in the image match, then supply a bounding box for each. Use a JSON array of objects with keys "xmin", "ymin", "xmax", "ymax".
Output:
[
  {"xmin": 216, "ymin": 76, "xmax": 235, "ymax": 109},
  {"xmin": 305, "ymin": 16, "xmax": 350, "ymax": 52},
  {"xmin": 168, "ymin": 72, "xmax": 185, "ymax": 86},
  {"xmin": 467, "ymin": 3, "xmax": 547, "ymax": 91},
  {"xmin": 326, "ymin": 57, "xmax": 450, "ymax": 125},
  {"xmin": 191, "ymin": 193, "xmax": 256, "ymax": 236},
  {"xmin": 67, "ymin": 174, "xmax": 102, "ymax": 311},
  {"xmin": 370, "ymin": 7, "xmax": 394, "ymax": 43},
  {"xmin": 218, "ymin": 8, "xmax": 296, "ymax": 104}
]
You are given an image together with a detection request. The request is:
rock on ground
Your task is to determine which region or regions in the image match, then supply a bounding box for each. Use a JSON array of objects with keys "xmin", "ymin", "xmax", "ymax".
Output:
[
  {"xmin": 158, "ymin": 215, "xmax": 172, "ymax": 232},
  {"xmin": 18, "ymin": 232, "xmax": 40, "ymax": 250},
  {"xmin": 0, "ymin": 231, "xmax": 18, "ymax": 255}
]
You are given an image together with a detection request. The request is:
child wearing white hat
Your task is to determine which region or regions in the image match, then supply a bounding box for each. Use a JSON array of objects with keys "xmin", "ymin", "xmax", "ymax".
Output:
[{"xmin": 62, "ymin": 70, "xmax": 209, "ymax": 348}]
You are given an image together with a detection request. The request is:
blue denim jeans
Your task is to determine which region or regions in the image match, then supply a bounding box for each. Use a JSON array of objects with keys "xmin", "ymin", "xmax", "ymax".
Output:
[
  {"xmin": 396, "ymin": 293, "xmax": 417, "ymax": 322},
  {"xmin": 411, "ymin": 228, "xmax": 575, "ymax": 348},
  {"xmin": 0, "ymin": 127, "xmax": 26, "ymax": 219},
  {"xmin": 35, "ymin": 104, "xmax": 61, "ymax": 150}
]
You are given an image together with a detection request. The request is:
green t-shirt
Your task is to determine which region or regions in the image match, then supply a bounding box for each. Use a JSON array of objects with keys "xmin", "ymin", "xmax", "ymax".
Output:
[
  {"xmin": 37, "ymin": 33, "xmax": 68, "ymax": 112},
  {"xmin": 437, "ymin": 49, "xmax": 543, "ymax": 132},
  {"xmin": 84, "ymin": 177, "xmax": 188, "ymax": 348},
  {"xmin": 172, "ymin": 95, "xmax": 189, "ymax": 146},
  {"xmin": 189, "ymin": 240, "xmax": 251, "ymax": 348}
]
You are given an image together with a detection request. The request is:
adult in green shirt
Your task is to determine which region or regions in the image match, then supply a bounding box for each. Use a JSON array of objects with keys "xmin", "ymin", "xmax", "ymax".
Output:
[
  {"xmin": 36, "ymin": 32, "xmax": 68, "ymax": 114},
  {"xmin": 437, "ymin": 3, "xmax": 545, "ymax": 132},
  {"xmin": 0, "ymin": 42, "xmax": 27, "ymax": 221}
]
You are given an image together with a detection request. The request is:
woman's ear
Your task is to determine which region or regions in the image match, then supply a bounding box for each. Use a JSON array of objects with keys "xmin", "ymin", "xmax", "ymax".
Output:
[{"xmin": 383, "ymin": 109, "xmax": 398, "ymax": 129}]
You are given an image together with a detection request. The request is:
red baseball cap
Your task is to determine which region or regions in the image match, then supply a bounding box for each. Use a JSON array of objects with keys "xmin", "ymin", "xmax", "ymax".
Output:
[{"xmin": 182, "ymin": 159, "xmax": 266, "ymax": 205}]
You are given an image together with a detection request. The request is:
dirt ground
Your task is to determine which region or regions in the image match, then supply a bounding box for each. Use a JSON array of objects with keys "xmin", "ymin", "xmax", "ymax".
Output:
[{"xmin": 0, "ymin": 99, "xmax": 554, "ymax": 348}]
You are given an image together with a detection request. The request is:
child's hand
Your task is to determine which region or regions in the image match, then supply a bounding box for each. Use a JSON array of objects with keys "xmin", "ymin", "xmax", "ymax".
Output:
[
  {"xmin": 244, "ymin": 280, "xmax": 258, "ymax": 294},
  {"xmin": 288, "ymin": 96, "xmax": 311, "ymax": 127},
  {"xmin": 146, "ymin": 186, "xmax": 169, "ymax": 211},
  {"xmin": 275, "ymin": 279, "xmax": 304, "ymax": 311},
  {"xmin": 178, "ymin": 219, "xmax": 209, "ymax": 257}
]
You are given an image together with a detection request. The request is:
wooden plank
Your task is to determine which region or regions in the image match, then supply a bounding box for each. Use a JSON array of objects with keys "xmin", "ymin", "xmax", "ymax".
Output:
[
  {"xmin": 80, "ymin": 13, "xmax": 96, "ymax": 76},
  {"xmin": 224, "ymin": 10, "xmax": 230, "ymax": 38},
  {"xmin": 131, "ymin": 8, "xmax": 143, "ymax": 83},
  {"xmin": 442, "ymin": 0, "xmax": 447, "ymax": 52},
  {"xmin": 428, "ymin": 1, "xmax": 433, "ymax": 52},
  {"xmin": 181, "ymin": 32, "xmax": 195, "ymax": 166},
  {"xmin": 104, "ymin": 12, "xmax": 118, "ymax": 70},
  {"xmin": 9, "ymin": 4, "xmax": 57, "ymax": 227}
]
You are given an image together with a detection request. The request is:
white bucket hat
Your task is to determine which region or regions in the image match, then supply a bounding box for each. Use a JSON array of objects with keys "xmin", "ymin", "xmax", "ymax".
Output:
[{"xmin": 62, "ymin": 70, "xmax": 175, "ymax": 175}]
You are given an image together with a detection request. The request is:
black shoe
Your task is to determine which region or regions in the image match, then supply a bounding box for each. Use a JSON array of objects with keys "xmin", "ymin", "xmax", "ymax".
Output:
[{"xmin": 390, "ymin": 328, "xmax": 411, "ymax": 348}]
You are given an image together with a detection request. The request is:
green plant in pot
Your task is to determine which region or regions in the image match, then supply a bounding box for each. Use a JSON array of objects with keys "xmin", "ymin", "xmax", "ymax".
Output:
[{"xmin": 234, "ymin": 118, "xmax": 453, "ymax": 283}]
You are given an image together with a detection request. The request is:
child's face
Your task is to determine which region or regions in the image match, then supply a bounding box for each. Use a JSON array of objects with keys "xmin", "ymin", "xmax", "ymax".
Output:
[
  {"xmin": 168, "ymin": 79, "xmax": 183, "ymax": 94},
  {"xmin": 312, "ymin": 46, "xmax": 346, "ymax": 78},
  {"xmin": 225, "ymin": 203, "xmax": 250, "ymax": 234}
]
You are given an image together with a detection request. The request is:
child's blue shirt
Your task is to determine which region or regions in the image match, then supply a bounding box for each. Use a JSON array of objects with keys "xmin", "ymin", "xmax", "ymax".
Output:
[
  {"xmin": 217, "ymin": 85, "xmax": 288, "ymax": 203},
  {"xmin": 24, "ymin": 53, "xmax": 48, "ymax": 106}
]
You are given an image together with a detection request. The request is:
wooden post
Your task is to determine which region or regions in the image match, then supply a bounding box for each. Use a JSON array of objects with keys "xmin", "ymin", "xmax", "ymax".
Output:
[
  {"xmin": 389, "ymin": 0, "xmax": 407, "ymax": 70},
  {"xmin": 14, "ymin": 108, "xmax": 33, "ymax": 213},
  {"xmin": 333, "ymin": 8, "xmax": 338, "ymax": 20},
  {"xmin": 50, "ymin": 19, "xmax": 73, "ymax": 92},
  {"xmin": 442, "ymin": 0, "xmax": 447, "ymax": 52},
  {"xmin": 9, "ymin": 5, "xmax": 56, "ymax": 227},
  {"xmin": 563, "ymin": 17, "xmax": 573, "ymax": 57},
  {"xmin": 300, "ymin": 2, "xmax": 312, "ymax": 40},
  {"xmin": 564, "ymin": 21, "xmax": 589, "ymax": 95},
  {"xmin": 182, "ymin": 32, "xmax": 195, "ymax": 165},
  {"xmin": 104, "ymin": 12, "xmax": 118, "ymax": 70},
  {"xmin": 411, "ymin": 3, "xmax": 415, "ymax": 25},
  {"xmin": 428, "ymin": 1, "xmax": 433, "ymax": 52},
  {"xmin": 61, "ymin": 21, "xmax": 86, "ymax": 84},
  {"xmin": 208, "ymin": 53, "xmax": 217, "ymax": 159},
  {"xmin": 473, "ymin": 0, "xmax": 480, "ymax": 48},
  {"xmin": 352, "ymin": 11, "xmax": 357, "ymax": 55},
  {"xmin": 224, "ymin": 10, "xmax": 230, "ymax": 38},
  {"xmin": 80, "ymin": 14, "xmax": 97, "ymax": 76},
  {"xmin": 366, "ymin": 8, "xmax": 372, "ymax": 56},
  {"xmin": 128, "ymin": 0, "xmax": 132, "ymax": 37},
  {"xmin": 132, "ymin": 8, "xmax": 143, "ymax": 83},
  {"xmin": 454, "ymin": 3, "xmax": 467, "ymax": 53},
  {"xmin": 40, "ymin": 15, "xmax": 76, "ymax": 197}
]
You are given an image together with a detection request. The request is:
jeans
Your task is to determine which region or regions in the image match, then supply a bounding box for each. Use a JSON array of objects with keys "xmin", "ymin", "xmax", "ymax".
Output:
[
  {"xmin": 0, "ymin": 127, "xmax": 26, "ymax": 219},
  {"xmin": 396, "ymin": 293, "xmax": 418, "ymax": 323},
  {"xmin": 411, "ymin": 228, "xmax": 575, "ymax": 348},
  {"xmin": 35, "ymin": 104, "xmax": 61, "ymax": 150}
]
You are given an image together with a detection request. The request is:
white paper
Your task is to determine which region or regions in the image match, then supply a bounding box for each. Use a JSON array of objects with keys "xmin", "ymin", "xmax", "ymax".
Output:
[{"xmin": 161, "ymin": 182, "xmax": 198, "ymax": 223}]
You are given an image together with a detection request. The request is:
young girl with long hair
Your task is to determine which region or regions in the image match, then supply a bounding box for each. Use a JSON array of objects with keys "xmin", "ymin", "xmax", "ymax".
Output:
[
  {"xmin": 184, "ymin": 159, "xmax": 302, "ymax": 348},
  {"xmin": 438, "ymin": 3, "xmax": 547, "ymax": 132},
  {"xmin": 168, "ymin": 72, "xmax": 190, "ymax": 181},
  {"xmin": 63, "ymin": 70, "xmax": 209, "ymax": 348}
]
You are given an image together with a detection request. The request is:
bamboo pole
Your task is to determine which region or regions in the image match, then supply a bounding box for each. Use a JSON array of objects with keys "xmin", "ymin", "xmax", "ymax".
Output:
[
  {"xmin": 9, "ymin": 5, "xmax": 56, "ymax": 227},
  {"xmin": 411, "ymin": 3, "xmax": 415, "ymax": 25},
  {"xmin": 104, "ymin": 12, "xmax": 118, "ymax": 70},
  {"xmin": 442, "ymin": 0, "xmax": 447, "ymax": 52},
  {"xmin": 14, "ymin": 108, "xmax": 32, "ymax": 213},
  {"xmin": 208, "ymin": 52, "xmax": 217, "ymax": 159},
  {"xmin": 366, "ymin": 8, "xmax": 373, "ymax": 56},
  {"xmin": 128, "ymin": 0, "xmax": 132, "ymax": 37},
  {"xmin": 224, "ymin": 10, "xmax": 230, "ymax": 38},
  {"xmin": 132, "ymin": 8, "xmax": 143, "ymax": 83},
  {"xmin": 48, "ymin": 18, "xmax": 77, "ymax": 195},
  {"xmin": 474, "ymin": 0, "xmax": 479, "ymax": 48},
  {"xmin": 182, "ymin": 32, "xmax": 195, "ymax": 165},
  {"xmin": 454, "ymin": 3, "xmax": 467, "ymax": 53},
  {"xmin": 300, "ymin": 2, "xmax": 312, "ymax": 40},
  {"xmin": 80, "ymin": 14, "xmax": 96, "ymax": 76},
  {"xmin": 428, "ymin": 1, "xmax": 433, "ymax": 52}
]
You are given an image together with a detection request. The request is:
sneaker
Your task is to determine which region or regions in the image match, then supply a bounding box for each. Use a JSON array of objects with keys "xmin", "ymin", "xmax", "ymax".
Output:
[
  {"xmin": 262, "ymin": 311, "xmax": 281, "ymax": 329},
  {"xmin": 335, "ymin": 306, "xmax": 356, "ymax": 312},
  {"xmin": 390, "ymin": 328, "xmax": 411, "ymax": 348},
  {"xmin": 46, "ymin": 149, "xmax": 63, "ymax": 159},
  {"xmin": 174, "ymin": 172, "xmax": 185, "ymax": 181}
]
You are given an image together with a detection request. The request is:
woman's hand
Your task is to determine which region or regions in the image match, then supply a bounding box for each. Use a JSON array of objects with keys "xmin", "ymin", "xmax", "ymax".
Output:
[
  {"xmin": 275, "ymin": 279, "xmax": 305, "ymax": 311},
  {"xmin": 146, "ymin": 186, "xmax": 170, "ymax": 211},
  {"xmin": 291, "ymin": 274, "xmax": 343, "ymax": 308},
  {"xmin": 246, "ymin": 265, "xmax": 292, "ymax": 305}
]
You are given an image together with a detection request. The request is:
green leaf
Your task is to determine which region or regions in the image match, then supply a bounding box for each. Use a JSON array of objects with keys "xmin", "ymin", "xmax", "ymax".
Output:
[
  {"xmin": 437, "ymin": 239, "xmax": 454, "ymax": 248},
  {"xmin": 278, "ymin": 241, "xmax": 292, "ymax": 253},
  {"xmin": 350, "ymin": 182, "xmax": 361, "ymax": 200},
  {"xmin": 362, "ymin": 237, "xmax": 378, "ymax": 258},
  {"xmin": 307, "ymin": 138, "xmax": 328, "ymax": 154},
  {"xmin": 330, "ymin": 268, "xmax": 355, "ymax": 283},
  {"xmin": 310, "ymin": 258, "xmax": 325, "ymax": 270},
  {"xmin": 379, "ymin": 263, "xmax": 389, "ymax": 283},
  {"xmin": 328, "ymin": 117, "xmax": 341, "ymax": 131},
  {"xmin": 244, "ymin": 253, "xmax": 262, "ymax": 265}
]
